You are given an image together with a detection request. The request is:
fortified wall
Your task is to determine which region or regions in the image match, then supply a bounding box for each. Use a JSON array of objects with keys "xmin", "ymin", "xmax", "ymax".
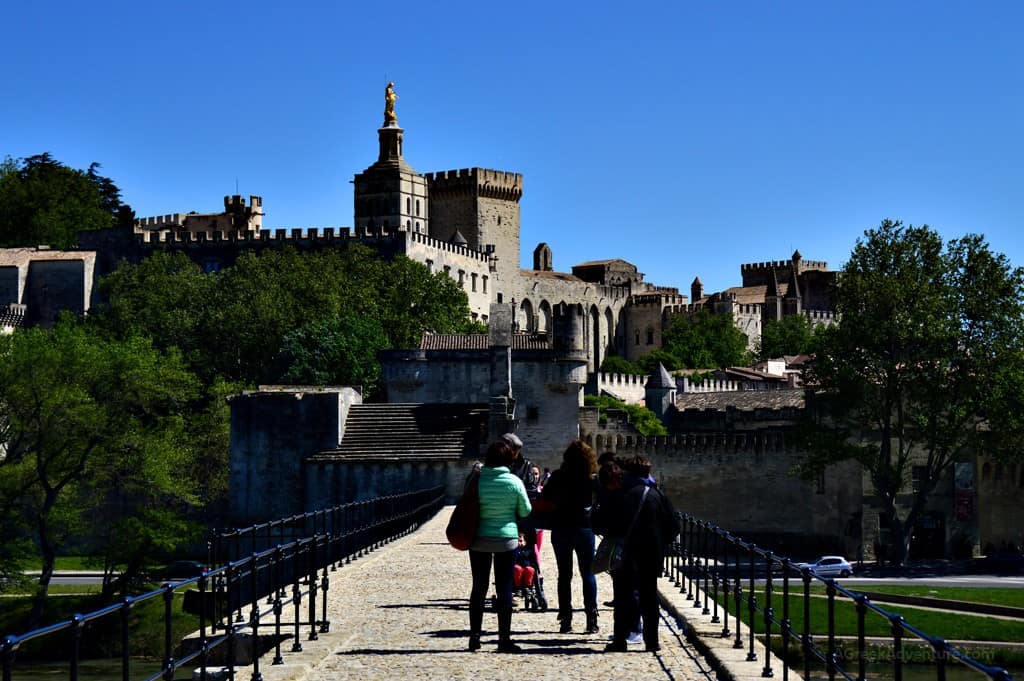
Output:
[{"xmin": 579, "ymin": 406, "xmax": 864, "ymax": 557}]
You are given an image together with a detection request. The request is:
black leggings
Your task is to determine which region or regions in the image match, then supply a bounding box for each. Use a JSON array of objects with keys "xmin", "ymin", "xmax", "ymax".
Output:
[{"xmin": 469, "ymin": 549, "xmax": 515, "ymax": 632}]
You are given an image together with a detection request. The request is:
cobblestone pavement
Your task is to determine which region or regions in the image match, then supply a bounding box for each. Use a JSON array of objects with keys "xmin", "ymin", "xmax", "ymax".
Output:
[{"xmin": 257, "ymin": 507, "xmax": 716, "ymax": 681}]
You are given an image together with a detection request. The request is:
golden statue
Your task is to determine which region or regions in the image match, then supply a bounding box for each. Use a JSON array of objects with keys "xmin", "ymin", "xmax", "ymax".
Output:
[{"xmin": 384, "ymin": 81, "xmax": 398, "ymax": 126}]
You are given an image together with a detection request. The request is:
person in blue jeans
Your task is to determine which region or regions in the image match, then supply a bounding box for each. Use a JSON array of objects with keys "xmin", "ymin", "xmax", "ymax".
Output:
[{"xmin": 539, "ymin": 439, "xmax": 599, "ymax": 634}]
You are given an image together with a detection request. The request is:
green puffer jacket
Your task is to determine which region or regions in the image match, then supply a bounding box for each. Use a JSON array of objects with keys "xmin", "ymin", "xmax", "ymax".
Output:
[{"xmin": 477, "ymin": 466, "xmax": 532, "ymax": 539}]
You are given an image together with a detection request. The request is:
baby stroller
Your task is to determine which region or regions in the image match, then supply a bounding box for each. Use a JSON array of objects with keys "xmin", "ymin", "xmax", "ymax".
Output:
[
  {"xmin": 492, "ymin": 530, "xmax": 548, "ymax": 612},
  {"xmin": 514, "ymin": 532, "xmax": 546, "ymax": 611}
]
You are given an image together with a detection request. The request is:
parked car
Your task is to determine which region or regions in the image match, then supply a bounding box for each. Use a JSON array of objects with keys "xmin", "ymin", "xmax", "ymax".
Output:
[
  {"xmin": 795, "ymin": 555, "xmax": 853, "ymax": 578},
  {"xmin": 162, "ymin": 560, "xmax": 208, "ymax": 580}
]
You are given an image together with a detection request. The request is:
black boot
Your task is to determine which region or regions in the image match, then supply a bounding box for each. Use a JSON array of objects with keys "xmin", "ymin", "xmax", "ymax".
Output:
[
  {"xmin": 496, "ymin": 608, "xmax": 521, "ymax": 653},
  {"xmin": 558, "ymin": 610, "xmax": 573, "ymax": 633},
  {"xmin": 535, "ymin": 577, "xmax": 548, "ymax": 611},
  {"xmin": 585, "ymin": 608, "xmax": 600, "ymax": 634},
  {"xmin": 469, "ymin": 604, "xmax": 483, "ymax": 651}
]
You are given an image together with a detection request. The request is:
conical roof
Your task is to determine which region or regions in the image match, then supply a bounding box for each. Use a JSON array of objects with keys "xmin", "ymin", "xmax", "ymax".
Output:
[{"xmin": 645, "ymin": 362, "xmax": 675, "ymax": 390}]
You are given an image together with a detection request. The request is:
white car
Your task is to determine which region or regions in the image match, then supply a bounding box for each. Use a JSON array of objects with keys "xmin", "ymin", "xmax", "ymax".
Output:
[{"xmin": 796, "ymin": 555, "xmax": 853, "ymax": 578}]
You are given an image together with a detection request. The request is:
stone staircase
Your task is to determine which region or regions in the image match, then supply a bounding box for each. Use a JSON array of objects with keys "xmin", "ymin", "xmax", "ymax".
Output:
[{"xmin": 316, "ymin": 403, "xmax": 488, "ymax": 461}]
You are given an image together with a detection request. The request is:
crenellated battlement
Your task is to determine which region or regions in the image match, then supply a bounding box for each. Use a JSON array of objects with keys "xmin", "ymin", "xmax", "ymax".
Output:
[
  {"xmin": 741, "ymin": 258, "xmax": 828, "ymax": 273},
  {"xmin": 680, "ymin": 377, "xmax": 739, "ymax": 393},
  {"xmin": 629, "ymin": 292, "xmax": 688, "ymax": 307},
  {"xmin": 135, "ymin": 214, "xmax": 185, "ymax": 228},
  {"xmin": 408, "ymin": 230, "xmax": 490, "ymax": 263},
  {"xmin": 803, "ymin": 309, "xmax": 837, "ymax": 322},
  {"xmin": 135, "ymin": 225, "xmax": 396, "ymax": 246},
  {"xmin": 424, "ymin": 168, "xmax": 523, "ymax": 201},
  {"xmin": 580, "ymin": 421, "xmax": 792, "ymax": 456}
]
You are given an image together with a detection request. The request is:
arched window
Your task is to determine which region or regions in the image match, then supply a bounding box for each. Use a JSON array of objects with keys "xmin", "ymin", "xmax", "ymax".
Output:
[
  {"xmin": 406, "ymin": 197, "xmax": 411, "ymax": 213},
  {"xmin": 635, "ymin": 331, "xmax": 640, "ymax": 346},
  {"xmin": 415, "ymin": 199, "xmax": 421, "ymax": 216},
  {"xmin": 646, "ymin": 328, "xmax": 655, "ymax": 345}
]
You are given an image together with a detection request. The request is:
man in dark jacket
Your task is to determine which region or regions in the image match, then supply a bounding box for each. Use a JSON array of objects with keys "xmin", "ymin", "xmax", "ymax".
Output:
[{"xmin": 592, "ymin": 458, "xmax": 679, "ymax": 652}]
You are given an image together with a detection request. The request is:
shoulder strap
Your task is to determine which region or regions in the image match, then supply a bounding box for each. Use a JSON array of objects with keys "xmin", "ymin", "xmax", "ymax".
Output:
[{"xmin": 624, "ymin": 486, "xmax": 650, "ymax": 539}]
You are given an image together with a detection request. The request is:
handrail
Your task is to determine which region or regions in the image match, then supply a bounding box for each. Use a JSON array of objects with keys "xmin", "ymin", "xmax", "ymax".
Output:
[
  {"xmin": 664, "ymin": 512, "xmax": 1013, "ymax": 681},
  {"xmin": 2, "ymin": 485, "xmax": 446, "ymax": 681}
]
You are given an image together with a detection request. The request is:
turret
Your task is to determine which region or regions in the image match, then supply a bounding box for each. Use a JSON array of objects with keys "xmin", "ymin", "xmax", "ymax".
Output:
[
  {"xmin": 691, "ymin": 276, "xmax": 703, "ymax": 302},
  {"xmin": 645, "ymin": 362, "xmax": 676, "ymax": 422}
]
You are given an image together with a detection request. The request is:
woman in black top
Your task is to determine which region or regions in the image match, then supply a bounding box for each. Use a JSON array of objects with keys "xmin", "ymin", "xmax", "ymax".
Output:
[{"xmin": 540, "ymin": 439, "xmax": 599, "ymax": 634}]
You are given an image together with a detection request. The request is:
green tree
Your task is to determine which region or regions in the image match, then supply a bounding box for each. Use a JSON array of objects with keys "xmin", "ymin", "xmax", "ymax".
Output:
[
  {"xmin": 636, "ymin": 348, "xmax": 682, "ymax": 374},
  {"xmin": 599, "ymin": 355, "xmax": 643, "ymax": 375},
  {"xmin": 759, "ymin": 314, "xmax": 820, "ymax": 360},
  {"xmin": 802, "ymin": 220, "xmax": 1024, "ymax": 565},
  {"xmin": 0, "ymin": 321, "xmax": 199, "ymax": 625},
  {"xmin": 0, "ymin": 153, "xmax": 131, "ymax": 249},
  {"xmin": 660, "ymin": 309, "xmax": 751, "ymax": 369},
  {"xmin": 276, "ymin": 315, "xmax": 388, "ymax": 393},
  {"xmin": 584, "ymin": 394, "xmax": 667, "ymax": 436}
]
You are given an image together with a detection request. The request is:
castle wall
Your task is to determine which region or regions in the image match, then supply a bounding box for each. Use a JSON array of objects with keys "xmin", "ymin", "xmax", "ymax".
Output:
[
  {"xmin": 977, "ymin": 458, "xmax": 1024, "ymax": 551},
  {"xmin": 228, "ymin": 387, "xmax": 360, "ymax": 524},
  {"xmin": 304, "ymin": 460, "xmax": 454, "ymax": 510},
  {"xmin": 25, "ymin": 257, "xmax": 96, "ymax": 327},
  {"xmin": 405, "ymin": 232, "xmax": 492, "ymax": 319},
  {"xmin": 580, "ymin": 407, "xmax": 864, "ymax": 557},
  {"xmin": 380, "ymin": 347, "xmax": 588, "ymax": 465},
  {"xmin": 592, "ymin": 372, "xmax": 649, "ymax": 404},
  {"xmin": 623, "ymin": 296, "xmax": 667, "ymax": 363},
  {"xmin": 0, "ymin": 266, "xmax": 25, "ymax": 307}
]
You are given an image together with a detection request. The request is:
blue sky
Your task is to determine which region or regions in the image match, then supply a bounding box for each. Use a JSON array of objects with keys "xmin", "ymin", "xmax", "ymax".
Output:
[{"xmin": 3, "ymin": 1, "xmax": 1022, "ymax": 294}]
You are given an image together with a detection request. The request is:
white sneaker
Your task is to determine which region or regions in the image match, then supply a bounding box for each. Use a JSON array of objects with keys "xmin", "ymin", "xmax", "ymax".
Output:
[{"xmin": 626, "ymin": 631, "xmax": 643, "ymax": 644}]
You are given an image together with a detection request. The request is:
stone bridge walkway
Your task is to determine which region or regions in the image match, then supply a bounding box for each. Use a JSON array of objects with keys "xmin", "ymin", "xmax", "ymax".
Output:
[{"xmin": 253, "ymin": 506, "xmax": 743, "ymax": 681}]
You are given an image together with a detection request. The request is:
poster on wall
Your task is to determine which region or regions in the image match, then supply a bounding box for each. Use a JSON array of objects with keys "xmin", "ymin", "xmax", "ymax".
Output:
[{"xmin": 955, "ymin": 462, "xmax": 975, "ymax": 521}]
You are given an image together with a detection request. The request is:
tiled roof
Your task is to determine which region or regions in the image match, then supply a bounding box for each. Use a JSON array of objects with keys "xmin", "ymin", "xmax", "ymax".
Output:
[
  {"xmin": 675, "ymin": 389, "xmax": 805, "ymax": 412},
  {"xmin": 419, "ymin": 333, "xmax": 551, "ymax": 351}
]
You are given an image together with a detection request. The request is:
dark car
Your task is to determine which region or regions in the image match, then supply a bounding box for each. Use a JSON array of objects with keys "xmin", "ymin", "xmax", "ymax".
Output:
[{"xmin": 162, "ymin": 560, "xmax": 208, "ymax": 580}]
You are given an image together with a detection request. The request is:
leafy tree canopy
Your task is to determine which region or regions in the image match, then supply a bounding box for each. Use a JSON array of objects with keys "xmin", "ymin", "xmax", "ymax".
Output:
[
  {"xmin": 0, "ymin": 320, "xmax": 200, "ymax": 622},
  {"xmin": 91, "ymin": 245, "xmax": 478, "ymax": 395},
  {"xmin": 759, "ymin": 314, "xmax": 825, "ymax": 360},
  {"xmin": 801, "ymin": 220, "xmax": 1024, "ymax": 565},
  {"xmin": 584, "ymin": 394, "xmax": 667, "ymax": 436},
  {"xmin": 659, "ymin": 309, "xmax": 751, "ymax": 369},
  {"xmin": 599, "ymin": 355, "xmax": 644, "ymax": 375},
  {"xmin": 0, "ymin": 153, "xmax": 132, "ymax": 249}
]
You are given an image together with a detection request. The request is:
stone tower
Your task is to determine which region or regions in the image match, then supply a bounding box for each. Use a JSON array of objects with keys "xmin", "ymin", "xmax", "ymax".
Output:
[
  {"xmin": 352, "ymin": 84, "xmax": 429, "ymax": 234},
  {"xmin": 424, "ymin": 168, "xmax": 523, "ymax": 304}
]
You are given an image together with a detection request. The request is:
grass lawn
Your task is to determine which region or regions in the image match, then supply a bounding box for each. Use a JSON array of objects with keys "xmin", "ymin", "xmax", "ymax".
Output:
[
  {"xmin": 858, "ymin": 585, "xmax": 1024, "ymax": 609},
  {"xmin": 721, "ymin": 590, "xmax": 1024, "ymax": 642}
]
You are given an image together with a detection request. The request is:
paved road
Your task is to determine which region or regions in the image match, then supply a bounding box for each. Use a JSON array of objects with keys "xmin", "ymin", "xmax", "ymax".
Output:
[{"xmin": 254, "ymin": 508, "xmax": 717, "ymax": 681}]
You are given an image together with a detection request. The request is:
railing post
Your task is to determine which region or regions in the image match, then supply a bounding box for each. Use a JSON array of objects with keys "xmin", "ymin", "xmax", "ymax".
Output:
[
  {"xmin": 70, "ymin": 614, "xmax": 83, "ymax": 681},
  {"xmin": 781, "ymin": 563, "xmax": 791, "ymax": 681},
  {"xmin": 826, "ymin": 578, "xmax": 837, "ymax": 681},
  {"xmin": 855, "ymin": 593, "xmax": 867, "ymax": 681},
  {"xmin": 308, "ymin": 538, "xmax": 319, "ymax": 641},
  {"xmin": 721, "ymin": 532, "xmax": 731, "ymax": 638},
  {"xmin": 747, "ymin": 544, "xmax": 758, "ymax": 662},
  {"xmin": 321, "ymin": 535, "xmax": 331, "ymax": 633},
  {"xmin": 198, "ymin": 573, "xmax": 210, "ymax": 680},
  {"xmin": 890, "ymin": 614, "xmax": 905, "ymax": 681},
  {"xmin": 250, "ymin": 553, "xmax": 263, "ymax": 681},
  {"xmin": 2, "ymin": 636, "xmax": 16, "ymax": 681},
  {"xmin": 701, "ymin": 522, "xmax": 710, "ymax": 615},
  {"xmin": 933, "ymin": 638, "xmax": 947, "ymax": 681},
  {"xmin": 733, "ymin": 539, "xmax": 744, "ymax": 650},
  {"xmin": 802, "ymin": 569, "xmax": 812, "ymax": 681},
  {"xmin": 272, "ymin": 546, "xmax": 284, "ymax": 665},
  {"xmin": 162, "ymin": 585, "xmax": 175, "ymax": 681},
  {"xmin": 291, "ymin": 545, "xmax": 303, "ymax": 652},
  {"xmin": 762, "ymin": 551, "xmax": 774, "ymax": 677},
  {"xmin": 711, "ymin": 529, "xmax": 720, "ymax": 624},
  {"xmin": 120, "ymin": 597, "xmax": 132, "ymax": 681}
]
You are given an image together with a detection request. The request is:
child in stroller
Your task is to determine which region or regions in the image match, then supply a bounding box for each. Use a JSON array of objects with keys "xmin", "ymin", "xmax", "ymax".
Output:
[{"xmin": 513, "ymin": 534, "xmax": 542, "ymax": 611}]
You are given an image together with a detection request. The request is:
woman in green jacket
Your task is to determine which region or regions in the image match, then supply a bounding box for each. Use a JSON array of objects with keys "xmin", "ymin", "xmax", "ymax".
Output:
[{"xmin": 468, "ymin": 440, "xmax": 532, "ymax": 653}]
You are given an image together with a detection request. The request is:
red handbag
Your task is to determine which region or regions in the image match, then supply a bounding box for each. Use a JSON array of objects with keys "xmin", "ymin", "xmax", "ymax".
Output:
[{"xmin": 446, "ymin": 474, "xmax": 480, "ymax": 550}]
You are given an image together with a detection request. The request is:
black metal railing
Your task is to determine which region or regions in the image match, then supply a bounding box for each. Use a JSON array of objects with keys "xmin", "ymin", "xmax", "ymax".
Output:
[
  {"xmin": 2, "ymin": 485, "xmax": 445, "ymax": 681},
  {"xmin": 664, "ymin": 513, "xmax": 1012, "ymax": 681}
]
